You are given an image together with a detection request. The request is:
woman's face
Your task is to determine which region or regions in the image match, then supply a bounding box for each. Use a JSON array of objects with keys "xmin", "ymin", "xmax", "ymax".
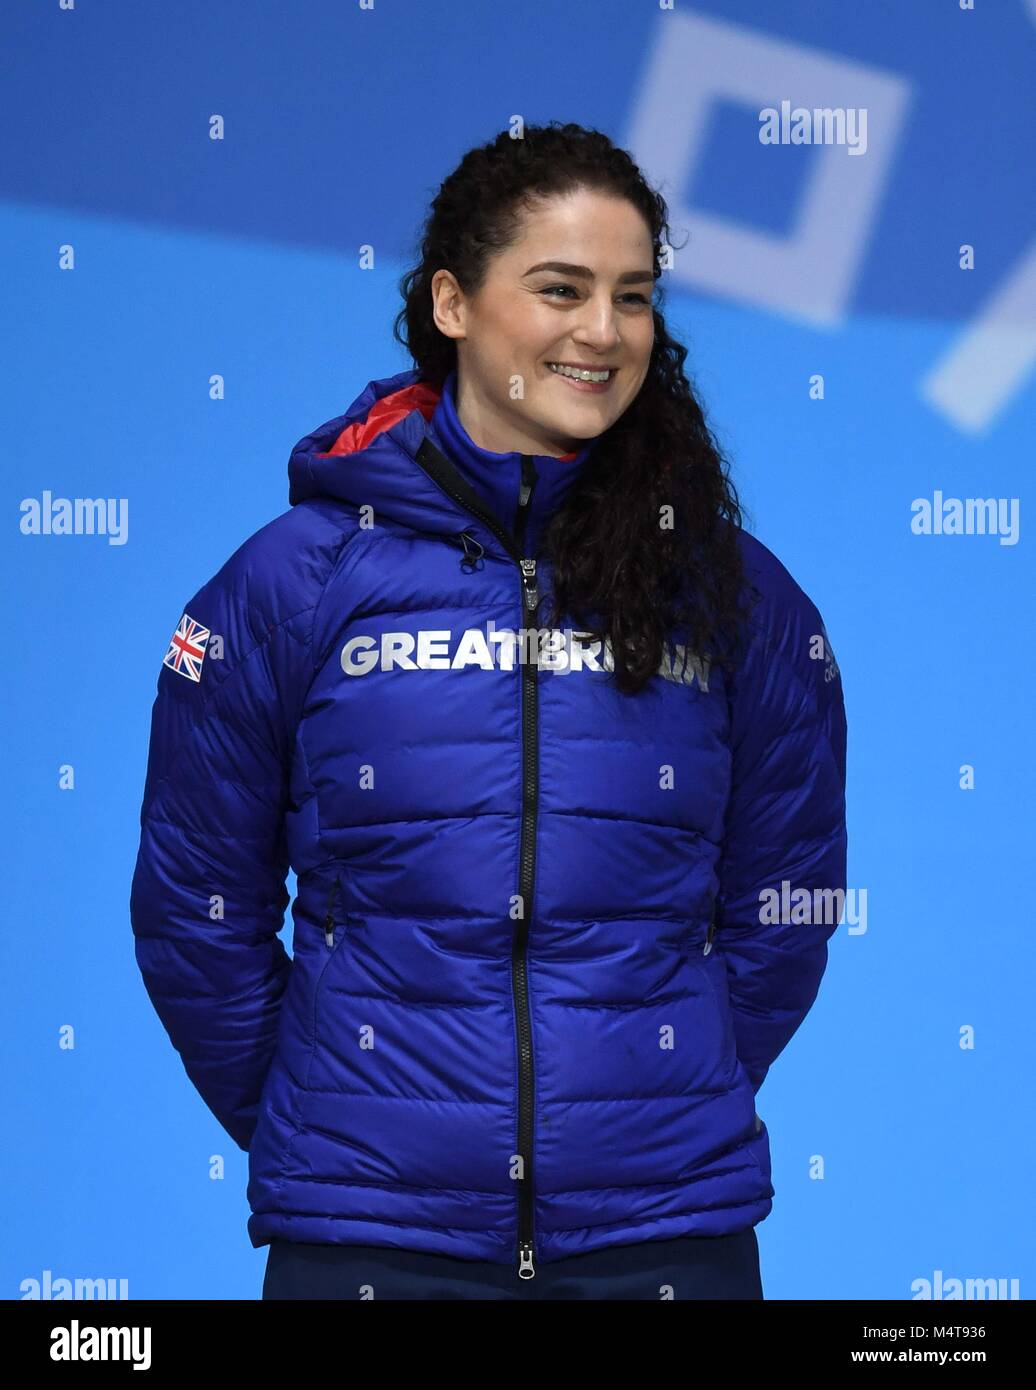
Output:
[{"xmin": 431, "ymin": 188, "xmax": 656, "ymax": 457}]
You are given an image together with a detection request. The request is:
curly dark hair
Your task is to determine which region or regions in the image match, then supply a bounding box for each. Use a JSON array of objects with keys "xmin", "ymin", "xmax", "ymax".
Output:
[{"xmin": 393, "ymin": 120, "xmax": 759, "ymax": 696}]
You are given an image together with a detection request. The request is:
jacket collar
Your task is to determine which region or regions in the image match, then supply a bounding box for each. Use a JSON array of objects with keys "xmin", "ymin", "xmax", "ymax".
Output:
[
  {"xmin": 288, "ymin": 368, "xmax": 596, "ymax": 560},
  {"xmin": 426, "ymin": 368, "xmax": 593, "ymax": 557}
]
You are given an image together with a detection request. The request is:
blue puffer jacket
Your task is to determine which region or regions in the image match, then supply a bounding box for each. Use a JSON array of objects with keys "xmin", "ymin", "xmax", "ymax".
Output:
[{"xmin": 130, "ymin": 366, "xmax": 847, "ymax": 1276}]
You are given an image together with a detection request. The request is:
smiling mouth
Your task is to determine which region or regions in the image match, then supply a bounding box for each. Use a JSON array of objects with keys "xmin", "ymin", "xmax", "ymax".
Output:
[{"xmin": 546, "ymin": 362, "xmax": 617, "ymax": 383}]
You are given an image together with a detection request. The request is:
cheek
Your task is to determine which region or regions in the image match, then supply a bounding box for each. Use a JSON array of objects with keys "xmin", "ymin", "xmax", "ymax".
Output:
[
  {"xmin": 635, "ymin": 320, "xmax": 655, "ymax": 355},
  {"xmin": 631, "ymin": 340, "xmax": 654, "ymax": 383}
]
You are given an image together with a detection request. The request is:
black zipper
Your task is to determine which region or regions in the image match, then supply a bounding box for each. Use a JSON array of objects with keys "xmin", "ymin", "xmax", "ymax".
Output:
[
  {"xmin": 414, "ymin": 437, "xmax": 540, "ymax": 1280},
  {"xmin": 513, "ymin": 453, "xmax": 539, "ymax": 1281}
]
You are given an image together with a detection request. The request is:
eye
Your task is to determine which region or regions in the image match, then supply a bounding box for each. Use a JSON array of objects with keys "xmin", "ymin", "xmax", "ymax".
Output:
[{"xmin": 539, "ymin": 284, "xmax": 652, "ymax": 305}]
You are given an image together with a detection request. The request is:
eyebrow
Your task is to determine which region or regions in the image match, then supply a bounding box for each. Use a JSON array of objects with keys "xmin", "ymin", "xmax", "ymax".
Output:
[{"xmin": 522, "ymin": 261, "xmax": 657, "ymax": 285}]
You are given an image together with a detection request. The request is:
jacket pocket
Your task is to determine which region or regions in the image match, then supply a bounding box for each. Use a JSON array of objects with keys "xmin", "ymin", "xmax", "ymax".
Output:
[
  {"xmin": 681, "ymin": 907, "xmax": 717, "ymax": 958},
  {"xmin": 698, "ymin": 947, "xmax": 738, "ymax": 1074},
  {"xmin": 703, "ymin": 908, "xmax": 718, "ymax": 957},
  {"xmin": 314, "ymin": 868, "xmax": 351, "ymax": 1042},
  {"xmin": 320, "ymin": 857, "xmax": 361, "ymax": 948},
  {"xmin": 305, "ymin": 870, "xmax": 351, "ymax": 1087},
  {"xmin": 322, "ymin": 872, "xmax": 344, "ymax": 950}
]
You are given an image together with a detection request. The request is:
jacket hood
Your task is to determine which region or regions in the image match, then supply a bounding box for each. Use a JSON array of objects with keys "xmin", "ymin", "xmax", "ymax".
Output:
[
  {"xmin": 287, "ymin": 368, "xmax": 594, "ymax": 558},
  {"xmin": 288, "ymin": 368, "xmax": 449, "ymax": 530}
]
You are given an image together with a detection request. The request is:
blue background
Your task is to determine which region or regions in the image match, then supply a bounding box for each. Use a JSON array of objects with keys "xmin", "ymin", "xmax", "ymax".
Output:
[{"xmin": 3, "ymin": 0, "xmax": 1033, "ymax": 1300}]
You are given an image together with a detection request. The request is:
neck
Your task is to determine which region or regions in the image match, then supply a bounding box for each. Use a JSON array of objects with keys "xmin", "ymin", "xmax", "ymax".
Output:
[
  {"xmin": 427, "ymin": 368, "xmax": 594, "ymax": 557},
  {"xmin": 453, "ymin": 371, "xmax": 582, "ymax": 458}
]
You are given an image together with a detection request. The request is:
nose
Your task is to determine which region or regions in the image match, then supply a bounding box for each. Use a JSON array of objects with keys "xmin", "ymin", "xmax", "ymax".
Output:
[{"xmin": 569, "ymin": 293, "xmax": 624, "ymax": 352}]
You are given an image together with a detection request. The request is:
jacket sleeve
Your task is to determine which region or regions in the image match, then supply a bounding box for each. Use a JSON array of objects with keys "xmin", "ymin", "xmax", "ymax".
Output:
[
  {"xmin": 713, "ymin": 545, "xmax": 848, "ymax": 1096},
  {"xmin": 129, "ymin": 545, "xmax": 316, "ymax": 1151}
]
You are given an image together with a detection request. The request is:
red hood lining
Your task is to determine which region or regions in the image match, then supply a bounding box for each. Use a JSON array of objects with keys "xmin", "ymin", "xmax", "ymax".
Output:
[
  {"xmin": 316, "ymin": 380, "xmax": 581, "ymax": 461},
  {"xmin": 318, "ymin": 382, "xmax": 441, "ymax": 457}
]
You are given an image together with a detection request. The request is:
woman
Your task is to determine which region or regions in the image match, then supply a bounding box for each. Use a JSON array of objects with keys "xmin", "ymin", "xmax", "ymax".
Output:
[{"xmin": 130, "ymin": 122, "xmax": 847, "ymax": 1301}]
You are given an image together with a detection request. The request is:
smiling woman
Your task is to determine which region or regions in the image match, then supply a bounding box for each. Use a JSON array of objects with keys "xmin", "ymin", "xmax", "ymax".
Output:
[
  {"xmin": 430, "ymin": 196, "xmax": 658, "ymax": 438},
  {"xmin": 130, "ymin": 120, "xmax": 847, "ymax": 1303},
  {"xmin": 394, "ymin": 125, "xmax": 756, "ymax": 696}
]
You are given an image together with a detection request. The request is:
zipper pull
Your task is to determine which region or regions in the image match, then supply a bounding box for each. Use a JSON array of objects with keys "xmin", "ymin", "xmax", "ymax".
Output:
[
  {"xmin": 518, "ymin": 1242, "xmax": 536, "ymax": 1279},
  {"xmin": 704, "ymin": 907, "xmax": 717, "ymax": 956},
  {"xmin": 520, "ymin": 558, "xmax": 538, "ymax": 611},
  {"xmin": 323, "ymin": 879, "xmax": 340, "ymax": 949}
]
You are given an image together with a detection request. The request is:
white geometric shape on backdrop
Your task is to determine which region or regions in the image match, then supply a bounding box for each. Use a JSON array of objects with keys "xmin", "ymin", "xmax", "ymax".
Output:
[{"xmin": 624, "ymin": 10, "xmax": 913, "ymax": 326}]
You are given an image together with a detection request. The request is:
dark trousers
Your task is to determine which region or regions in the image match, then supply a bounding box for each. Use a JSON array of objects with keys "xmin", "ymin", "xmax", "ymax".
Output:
[{"xmin": 262, "ymin": 1227, "xmax": 763, "ymax": 1300}]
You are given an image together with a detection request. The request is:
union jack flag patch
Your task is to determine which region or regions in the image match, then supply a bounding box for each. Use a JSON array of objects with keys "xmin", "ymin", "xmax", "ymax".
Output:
[{"xmin": 163, "ymin": 612, "xmax": 211, "ymax": 683}]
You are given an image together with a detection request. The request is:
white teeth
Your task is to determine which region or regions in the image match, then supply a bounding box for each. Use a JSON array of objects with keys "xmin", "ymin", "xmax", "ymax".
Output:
[{"xmin": 548, "ymin": 362, "xmax": 612, "ymax": 383}]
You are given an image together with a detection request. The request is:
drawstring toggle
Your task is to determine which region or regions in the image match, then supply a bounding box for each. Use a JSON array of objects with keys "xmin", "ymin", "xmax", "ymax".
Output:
[{"xmin": 457, "ymin": 530, "xmax": 486, "ymax": 574}]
